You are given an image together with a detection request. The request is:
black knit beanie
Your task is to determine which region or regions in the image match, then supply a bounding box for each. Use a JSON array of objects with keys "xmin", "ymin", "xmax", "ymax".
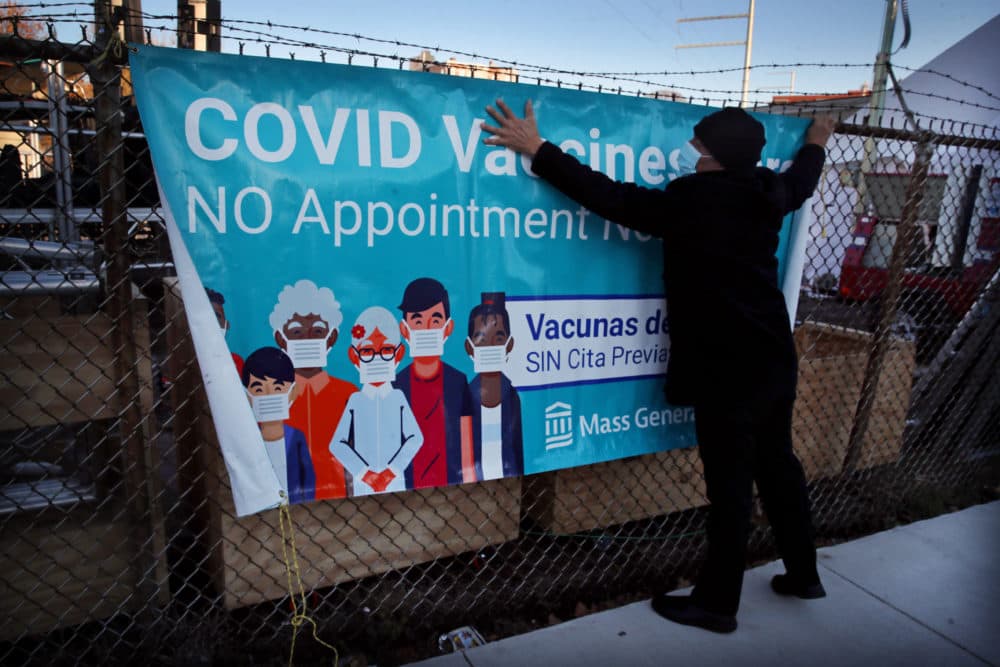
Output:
[{"xmin": 693, "ymin": 107, "xmax": 766, "ymax": 171}]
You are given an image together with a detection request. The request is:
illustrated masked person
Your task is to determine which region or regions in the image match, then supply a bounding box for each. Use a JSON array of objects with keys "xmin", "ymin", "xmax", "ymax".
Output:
[
  {"xmin": 465, "ymin": 292, "xmax": 523, "ymax": 481},
  {"xmin": 329, "ymin": 306, "xmax": 423, "ymax": 496},
  {"xmin": 395, "ymin": 277, "xmax": 473, "ymax": 488},
  {"xmin": 241, "ymin": 346, "xmax": 315, "ymax": 504},
  {"xmin": 206, "ymin": 287, "xmax": 244, "ymax": 376},
  {"xmin": 270, "ymin": 279, "xmax": 357, "ymax": 499}
]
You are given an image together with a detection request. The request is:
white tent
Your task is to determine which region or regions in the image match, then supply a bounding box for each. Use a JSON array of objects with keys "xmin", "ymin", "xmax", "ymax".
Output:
[{"xmin": 881, "ymin": 14, "xmax": 1000, "ymax": 130}]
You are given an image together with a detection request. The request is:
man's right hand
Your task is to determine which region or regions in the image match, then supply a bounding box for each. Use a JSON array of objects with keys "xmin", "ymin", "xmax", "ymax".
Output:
[
  {"xmin": 482, "ymin": 99, "xmax": 545, "ymax": 158},
  {"xmin": 806, "ymin": 115, "xmax": 836, "ymax": 147}
]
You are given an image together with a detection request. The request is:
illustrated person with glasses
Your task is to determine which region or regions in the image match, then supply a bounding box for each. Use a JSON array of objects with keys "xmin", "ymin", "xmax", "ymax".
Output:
[
  {"xmin": 329, "ymin": 306, "xmax": 423, "ymax": 495},
  {"xmin": 464, "ymin": 292, "xmax": 523, "ymax": 480},
  {"xmin": 241, "ymin": 346, "xmax": 315, "ymax": 504},
  {"xmin": 395, "ymin": 277, "xmax": 474, "ymax": 488},
  {"xmin": 269, "ymin": 279, "xmax": 357, "ymax": 499}
]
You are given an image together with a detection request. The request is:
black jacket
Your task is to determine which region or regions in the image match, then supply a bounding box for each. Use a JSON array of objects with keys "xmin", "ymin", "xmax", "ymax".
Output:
[{"xmin": 531, "ymin": 141, "xmax": 825, "ymax": 406}]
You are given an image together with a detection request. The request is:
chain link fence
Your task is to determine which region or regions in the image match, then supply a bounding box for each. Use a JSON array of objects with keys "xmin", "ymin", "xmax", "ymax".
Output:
[{"xmin": 2, "ymin": 14, "xmax": 999, "ymax": 666}]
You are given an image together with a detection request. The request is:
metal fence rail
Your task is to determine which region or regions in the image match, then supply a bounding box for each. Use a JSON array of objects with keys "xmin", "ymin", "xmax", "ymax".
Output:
[{"xmin": 2, "ymin": 19, "xmax": 998, "ymax": 667}]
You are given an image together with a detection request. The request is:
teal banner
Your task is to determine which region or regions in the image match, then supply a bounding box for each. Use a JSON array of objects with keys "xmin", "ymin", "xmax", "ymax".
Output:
[{"xmin": 130, "ymin": 46, "xmax": 809, "ymax": 515}]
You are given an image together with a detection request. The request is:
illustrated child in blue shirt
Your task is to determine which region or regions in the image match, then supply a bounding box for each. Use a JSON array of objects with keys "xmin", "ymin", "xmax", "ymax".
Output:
[{"xmin": 242, "ymin": 346, "xmax": 315, "ymax": 504}]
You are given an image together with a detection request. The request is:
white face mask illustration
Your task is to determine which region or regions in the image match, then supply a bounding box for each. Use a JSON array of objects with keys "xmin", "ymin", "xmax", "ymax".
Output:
[
  {"xmin": 249, "ymin": 390, "xmax": 292, "ymax": 422},
  {"xmin": 359, "ymin": 357, "xmax": 397, "ymax": 385},
  {"xmin": 220, "ymin": 323, "xmax": 229, "ymax": 338},
  {"xmin": 403, "ymin": 320, "xmax": 450, "ymax": 358},
  {"xmin": 281, "ymin": 332, "xmax": 331, "ymax": 368},
  {"xmin": 675, "ymin": 140, "xmax": 703, "ymax": 177},
  {"xmin": 468, "ymin": 337, "xmax": 510, "ymax": 373}
]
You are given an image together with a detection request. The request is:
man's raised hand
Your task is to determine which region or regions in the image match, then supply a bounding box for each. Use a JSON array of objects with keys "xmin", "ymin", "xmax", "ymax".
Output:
[
  {"xmin": 806, "ymin": 114, "xmax": 836, "ymax": 148},
  {"xmin": 481, "ymin": 99, "xmax": 545, "ymax": 158}
]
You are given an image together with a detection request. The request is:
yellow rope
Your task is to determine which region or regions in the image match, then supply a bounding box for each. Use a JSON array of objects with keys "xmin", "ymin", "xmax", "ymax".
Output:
[{"xmin": 278, "ymin": 493, "xmax": 339, "ymax": 667}]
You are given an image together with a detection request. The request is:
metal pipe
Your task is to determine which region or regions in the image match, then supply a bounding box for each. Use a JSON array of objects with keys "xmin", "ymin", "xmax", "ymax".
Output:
[
  {"xmin": 676, "ymin": 41, "xmax": 746, "ymax": 49},
  {"xmin": 1, "ymin": 207, "xmax": 162, "ymax": 225},
  {"xmin": 0, "ymin": 236, "xmax": 95, "ymax": 261},
  {"xmin": 836, "ymin": 123, "xmax": 1000, "ymax": 150},
  {"xmin": 856, "ymin": 0, "xmax": 899, "ymax": 214},
  {"xmin": 44, "ymin": 59, "xmax": 77, "ymax": 245},
  {"xmin": 0, "ymin": 269, "xmax": 100, "ymax": 294},
  {"xmin": 677, "ymin": 13, "xmax": 749, "ymax": 22},
  {"xmin": 0, "ymin": 36, "xmax": 97, "ymax": 63},
  {"xmin": 740, "ymin": 0, "xmax": 755, "ymax": 108}
]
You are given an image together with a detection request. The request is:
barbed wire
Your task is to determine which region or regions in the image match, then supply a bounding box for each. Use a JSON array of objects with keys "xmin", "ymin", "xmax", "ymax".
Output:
[
  {"xmin": 160, "ymin": 20, "xmax": 1000, "ymax": 123},
  {"xmin": 6, "ymin": 7, "xmax": 1000, "ymax": 131},
  {"xmin": 143, "ymin": 13, "xmax": 1000, "ymax": 108},
  {"xmin": 131, "ymin": 14, "xmax": 1000, "ymax": 119},
  {"xmin": 6, "ymin": 1, "xmax": 88, "ymax": 7},
  {"xmin": 10, "ymin": 4, "xmax": 1000, "ymax": 107},
  {"xmin": 15, "ymin": 4, "xmax": 999, "ymax": 107}
]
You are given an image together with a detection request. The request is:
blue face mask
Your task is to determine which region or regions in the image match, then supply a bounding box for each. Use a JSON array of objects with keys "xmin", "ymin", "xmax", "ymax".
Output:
[{"xmin": 676, "ymin": 140, "xmax": 704, "ymax": 176}]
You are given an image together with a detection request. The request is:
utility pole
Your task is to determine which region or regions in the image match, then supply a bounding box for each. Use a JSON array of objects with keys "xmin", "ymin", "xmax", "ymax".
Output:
[
  {"xmin": 868, "ymin": 0, "xmax": 898, "ymax": 130},
  {"xmin": 856, "ymin": 0, "xmax": 898, "ymax": 211},
  {"xmin": 676, "ymin": 0, "xmax": 756, "ymax": 107},
  {"xmin": 118, "ymin": 0, "xmax": 144, "ymax": 46},
  {"xmin": 177, "ymin": 0, "xmax": 221, "ymax": 51},
  {"xmin": 740, "ymin": 0, "xmax": 756, "ymax": 107}
]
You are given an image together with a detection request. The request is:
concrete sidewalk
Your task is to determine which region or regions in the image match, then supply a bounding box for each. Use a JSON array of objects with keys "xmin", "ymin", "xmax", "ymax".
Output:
[{"xmin": 409, "ymin": 501, "xmax": 1000, "ymax": 667}]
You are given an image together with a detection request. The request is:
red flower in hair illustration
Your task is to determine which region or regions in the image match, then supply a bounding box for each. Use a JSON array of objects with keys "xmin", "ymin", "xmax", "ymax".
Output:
[{"xmin": 351, "ymin": 324, "xmax": 366, "ymax": 340}]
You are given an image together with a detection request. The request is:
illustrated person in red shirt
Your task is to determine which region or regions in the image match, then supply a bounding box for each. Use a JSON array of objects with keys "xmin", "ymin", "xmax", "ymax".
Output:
[
  {"xmin": 206, "ymin": 287, "xmax": 244, "ymax": 376},
  {"xmin": 394, "ymin": 277, "xmax": 473, "ymax": 488},
  {"xmin": 270, "ymin": 279, "xmax": 357, "ymax": 499}
]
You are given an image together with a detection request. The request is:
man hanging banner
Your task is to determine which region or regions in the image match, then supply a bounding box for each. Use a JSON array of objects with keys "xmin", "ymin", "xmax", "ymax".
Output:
[{"xmin": 129, "ymin": 46, "xmax": 812, "ymax": 516}]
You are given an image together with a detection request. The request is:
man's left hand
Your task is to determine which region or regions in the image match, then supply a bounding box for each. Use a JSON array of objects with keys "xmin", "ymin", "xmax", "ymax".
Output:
[{"xmin": 806, "ymin": 115, "xmax": 836, "ymax": 147}]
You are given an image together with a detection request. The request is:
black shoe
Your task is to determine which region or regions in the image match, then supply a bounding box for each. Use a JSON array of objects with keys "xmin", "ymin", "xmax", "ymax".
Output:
[
  {"xmin": 650, "ymin": 594, "xmax": 737, "ymax": 634},
  {"xmin": 771, "ymin": 574, "xmax": 827, "ymax": 599}
]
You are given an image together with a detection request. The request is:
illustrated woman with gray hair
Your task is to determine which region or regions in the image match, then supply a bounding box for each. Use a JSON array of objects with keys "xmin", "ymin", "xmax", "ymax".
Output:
[{"xmin": 269, "ymin": 279, "xmax": 357, "ymax": 499}]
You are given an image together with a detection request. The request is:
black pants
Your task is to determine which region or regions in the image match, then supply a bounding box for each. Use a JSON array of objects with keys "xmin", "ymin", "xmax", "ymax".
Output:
[{"xmin": 690, "ymin": 394, "xmax": 818, "ymax": 616}]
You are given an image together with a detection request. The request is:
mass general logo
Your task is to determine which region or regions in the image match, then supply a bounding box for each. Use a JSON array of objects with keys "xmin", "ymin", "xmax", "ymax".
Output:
[{"xmin": 544, "ymin": 401, "xmax": 574, "ymax": 451}]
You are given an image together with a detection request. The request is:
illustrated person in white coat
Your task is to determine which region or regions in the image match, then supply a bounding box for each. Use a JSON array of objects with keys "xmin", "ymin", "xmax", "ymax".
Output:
[{"xmin": 329, "ymin": 306, "xmax": 423, "ymax": 495}]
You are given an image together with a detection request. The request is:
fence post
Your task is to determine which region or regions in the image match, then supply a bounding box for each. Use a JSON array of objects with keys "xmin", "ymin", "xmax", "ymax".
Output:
[
  {"xmin": 90, "ymin": 2, "xmax": 170, "ymax": 615},
  {"xmin": 843, "ymin": 135, "xmax": 934, "ymax": 473}
]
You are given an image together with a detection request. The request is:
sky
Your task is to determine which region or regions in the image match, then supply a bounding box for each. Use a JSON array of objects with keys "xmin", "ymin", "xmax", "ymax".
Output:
[{"xmin": 34, "ymin": 0, "xmax": 1000, "ymax": 106}]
